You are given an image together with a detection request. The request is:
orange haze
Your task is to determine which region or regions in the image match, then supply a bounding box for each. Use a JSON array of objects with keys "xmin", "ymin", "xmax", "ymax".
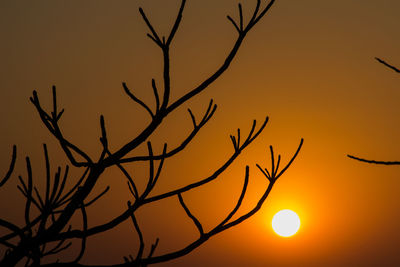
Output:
[{"xmin": 1, "ymin": 0, "xmax": 400, "ymax": 266}]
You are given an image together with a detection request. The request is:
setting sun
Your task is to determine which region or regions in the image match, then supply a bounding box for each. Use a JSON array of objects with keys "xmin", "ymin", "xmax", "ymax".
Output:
[{"xmin": 272, "ymin": 210, "xmax": 301, "ymax": 237}]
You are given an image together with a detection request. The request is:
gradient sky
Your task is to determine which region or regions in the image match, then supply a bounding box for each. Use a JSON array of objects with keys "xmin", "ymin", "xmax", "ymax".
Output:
[{"xmin": 1, "ymin": 0, "xmax": 400, "ymax": 266}]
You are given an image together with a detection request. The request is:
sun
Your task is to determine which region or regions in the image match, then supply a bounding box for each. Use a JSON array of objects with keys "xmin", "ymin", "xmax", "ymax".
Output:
[{"xmin": 272, "ymin": 209, "xmax": 300, "ymax": 237}]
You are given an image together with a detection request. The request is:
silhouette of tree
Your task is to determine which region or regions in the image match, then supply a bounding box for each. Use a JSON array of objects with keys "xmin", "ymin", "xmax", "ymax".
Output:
[
  {"xmin": 0, "ymin": 0, "xmax": 303, "ymax": 266},
  {"xmin": 348, "ymin": 57, "xmax": 400, "ymax": 165}
]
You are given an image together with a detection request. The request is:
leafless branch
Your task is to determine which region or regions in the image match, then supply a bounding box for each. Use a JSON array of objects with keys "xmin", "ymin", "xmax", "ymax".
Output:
[
  {"xmin": 257, "ymin": 138, "xmax": 304, "ymax": 182},
  {"xmin": 46, "ymin": 118, "xmax": 269, "ymax": 243},
  {"xmin": 24, "ymin": 157, "xmax": 34, "ymax": 236},
  {"xmin": 148, "ymin": 238, "xmax": 159, "ymax": 259},
  {"xmin": 347, "ymin": 154, "xmax": 400, "ymax": 165},
  {"xmin": 178, "ymin": 193, "xmax": 204, "ymax": 236},
  {"xmin": 119, "ymin": 100, "xmax": 217, "ymax": 163},
  {"xmin": 136, "ymin": 147, "xmax": 301, "ymax": 266},
  {"xmin": 151, "ymin": 79, "xmax": 160, "ymax": 113},
  {"xmin": 122, "ymin": 82, "xmax": 155, "ymax": 118},
  {"xmin": 376, "ymin": 57, "xmax": 400, "ymax": 73},
  {"xmin": 0, "ymin": 1, "xmax": 294, "ymax": 266},
  {"xmin": 139, "ymin": 7, "xmax": 163, "ymax": 47},
  {"xmin": 128, "ymin": 202, "xmax": 144, "ymax": 264},
  {"xmin": 143, "ymin": 117, "xmax": 268, "ymax": 204},
  {"xmin": 0, "ymin": 145, "xmax": 16, "ymax": 187},
  {"xmin": 348, "ymin": 57, "xmax": 400, "ymax": 165},
  {"xmin": 71, "ymin": 203, "xmax": 87, "ymax": 264},
  {"xmin": 215, "ymin": 166, "xmax": 249, "ymax": 228},
  {"xmin": 30, "ymin": 88, "xmax": 92, "ymax": 167},
  {"xmin": 166, "ymin": 0, "xmax": 186, "ymax": 46}
]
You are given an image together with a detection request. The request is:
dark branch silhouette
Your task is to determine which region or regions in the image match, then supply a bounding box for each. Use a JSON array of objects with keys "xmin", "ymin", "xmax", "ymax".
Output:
[
  {"xmin": 0, "ymin": 1, "xmax": 304, "ymax": 266},
  {"xmin": 348, "ymin": 57, "xmax": 400, "ymax": 165},
  {"xmin": 0, "ymin": 145, "xmax": 16, "ymax": 187},
  {"xmin": 347, "ymin": 155, "xmax": 400, "ymax": 165},
  {"xmin": 375, "ymin": 57, "xmax": 400, "ymax": 74}
]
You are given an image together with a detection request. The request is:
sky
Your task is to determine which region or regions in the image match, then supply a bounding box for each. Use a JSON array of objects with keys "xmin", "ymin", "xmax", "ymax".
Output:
[{"xmin": 1, "ymin": 0, "xmax": 400, "ymax": 266}]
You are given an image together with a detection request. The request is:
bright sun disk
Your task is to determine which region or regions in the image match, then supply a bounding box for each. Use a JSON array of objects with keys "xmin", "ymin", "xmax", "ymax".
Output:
[{"xmin": 272, "ymin": 209, "xmax": 300, "ymax": 237}]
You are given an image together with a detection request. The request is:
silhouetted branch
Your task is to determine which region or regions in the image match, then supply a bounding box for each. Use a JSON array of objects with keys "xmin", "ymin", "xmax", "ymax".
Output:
[
  {"xmin": 24, "ymin": 157, "xmax": 34, "ymax": 236},
  {"xmin": 215, "ymin": 166, "xmax": 249, "ymax": 228},
  {"xmin": 256, "ymin": 164, "xmax": 271, "ymax": 180},
  {"xmin": 178, "ymin": 193, "xmax": 204, "ymax": 236},
  {"xmin": 53, "ymin": 166, "xmax": 69, "ymax": 207},
  {"xmin": 102, "ymin": 0, "xmax": 276, "ymax": 165},
  {"xmin": 143, "ymin": 117, "xmax": 268, "ymax": 204},
  {"xmin": 274, "ymin": 139, "xmax": 303, "ymax": 180},
  {"xmin": 34, "ymin": 186, "xmax": 46, "ymax": 211},
  {"xmin": 30, "ymin": 88, "xmax": 92, "ymax": 167},
  {"xmin": 83, "ymin": 186, "xmax": 110, "ymax": 208},
  {"xmin": 49, "ymin": 168, "xmax": 61, "ymax": 208},
  {"xmin": 44, "ymin": 242, "xmax": 71, "ymax": 256},
  {"xmin": 0, "ymin": 219, "xmax": 23, "ymax": 238},
  {"xmin": 105, "ymin": 148, "xmax": 139, "ymax": 199},
  {"xmin": 43, "ymin": 233, "xmax": 70, "ymax": 257},
  {"xmin": 227, "ymin": 15, "xmax": 240, "ymax": 33},
  {"xmin": 376, "ymin": 57, "xmax": 400, "ymax": 73},
  {"xmin": 246, "ymin": 0, "xmax": 276, "ymax": 30},
  {"xmin": 52, "ymin": 186, "xmax": 110, "ymax": 215},
  {"xmin": 119, "ymin": 100, "xmax": 217, "ymax": 163},
  {"xmin": 139, "ymin": 7, "xmax": 163, "ymax": 47},
  {"xmin": 122, "ymin": 82, "xmax": 155, "ymax": 118},
  {"xmin": 238, "ymin": 3, "xmax": 244, "ymax": 31},
  {"xmin": 0, "ymin": 145, "xmax": 16, "ymax": 187},
  {"xmin": 164, "ymin": 0, "xmax": 275, "ymax": 113},
  {"xmin": 249, "ymin": 0, "xmax": 262, "ymax": 24},
  {"xmin": 61, "ymin": 169, "xmax": 257, "ymax": 266},
  {"xmin": 128, "ymin": 202, "xmax": 144, "ymax": 263},
  {"xmin": 55, "ymin": 167, "xmax": 89, "ymax": 207},
  {"xmin": 148, "ymin": 238, "xmax": 159, "ymax": 259},
  {"xmin": 348, "ymin": 57, "xmax": 400, "ymax": 165},
  {"xmin": 1, "ymin": 1, "xmax": 290, "ymax": 265},
  {"xmin": 46, "ymin": 118, "xmax": 269, "ymax": 243},
  {"xmin": 347, "ymin": 154, "xmax": 400, "ymax": 165},
  {"xmin": 99, "ymin": 115, "xmax": 109, "ymax": 161},
  {"xmin": 3, "ymin": 217, "xmax": 41, "ymax": 243},
  {"xmin": 257, "ymin": 138, "xmax": 304, "ymax": 182},
  {"xmin": 214, "ymin": 174, "xmax": 274, "ymax": 234},
  {"xmin": 43, "ymin": 144, "xmax": 51, "ymax": 206},
  {"xmin": 71, "ymin": 204, "xmax": 87, "ymax": 264},
  {"xmin": 151, "ymin": 79, "xmax": 160, "ymax": 113},
  {"xmin": 0, "ymin": 239, "xmax": 16, "ymax": 249},
  {"xmin": 166, "ymin": 0, "xmax": 186, "ymax": 46},
  {"xmin": 141, "ymin": 143, "xmax": 167, "ymax": 199},
  {"xmin": 136, "ymin": 149, "xmax": 299, "ymax": 266}
]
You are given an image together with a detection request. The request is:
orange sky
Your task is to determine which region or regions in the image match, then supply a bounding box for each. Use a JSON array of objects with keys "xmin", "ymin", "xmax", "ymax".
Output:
[{"xmin": 1, "ymin": 0, "xmax": 400, "ymax": 266}]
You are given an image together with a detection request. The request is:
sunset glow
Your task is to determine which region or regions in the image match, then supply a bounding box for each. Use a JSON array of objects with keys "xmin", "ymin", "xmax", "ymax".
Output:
[{"xmin": 2, "ymin": 0, "xmax": 400, "ymax": 265}]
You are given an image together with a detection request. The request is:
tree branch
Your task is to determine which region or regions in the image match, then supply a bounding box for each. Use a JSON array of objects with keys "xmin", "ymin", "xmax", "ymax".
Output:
[
  {"xmin": 143, "ymin": 117, "xmax": 268, "ymax": 204},
  {"xmin": 347, "ymin": 154, "xmax": 400, "ymax": 165},
  {"xmin": 178, "ymin": 193, "xmax": 204, "ymax": 236},
  {"xmin": 119, "ymin": 100, "xmax": 217, "ymax": 163},
  {"xmin": 376, "ymin": 57, "xmax": 400, "ymax": 73},
  {"xmin": 138, "ymin": 7, "xmax": 162, "ymax": 46},
  {"xmin": 122, "ymin": 82, "xmax": 155, "ymax": 118},
  {"xmin": 0, "ymin": 145, "xmax": 16, "ymax": 187},
  {"xmin": 166, "ymin": 0, "xmax": 186, "ymax": 46},
  {"xmin": 30, "ymin": 89, "xmax": 92, "ymax": 167}
]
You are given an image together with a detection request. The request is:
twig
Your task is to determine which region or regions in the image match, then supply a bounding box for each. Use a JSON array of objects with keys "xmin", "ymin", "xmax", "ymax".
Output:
[
  {"xmin": 178, "ymin": 193, "xmax": 204, "ymax": 236},
  {"xmin": 347, "ymin": 154, "xmax": 400, "ymax": 165},
  {"xmin": 376, "ymin": 57, "xmax": 400, "ymax": 73},
  {"xmin": 0, "ymin": 145, "xmax": 16, "ymax": 187}
]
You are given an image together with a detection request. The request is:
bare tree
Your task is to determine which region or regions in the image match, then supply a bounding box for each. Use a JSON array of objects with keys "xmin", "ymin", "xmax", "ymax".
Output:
[
  {"xmin": 0, "ymin": 1, "xmax": 304, "ymax": 266},
  {"xmin": 348, "ymin": 57, "xmax": 400, "ymax": 165}
]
